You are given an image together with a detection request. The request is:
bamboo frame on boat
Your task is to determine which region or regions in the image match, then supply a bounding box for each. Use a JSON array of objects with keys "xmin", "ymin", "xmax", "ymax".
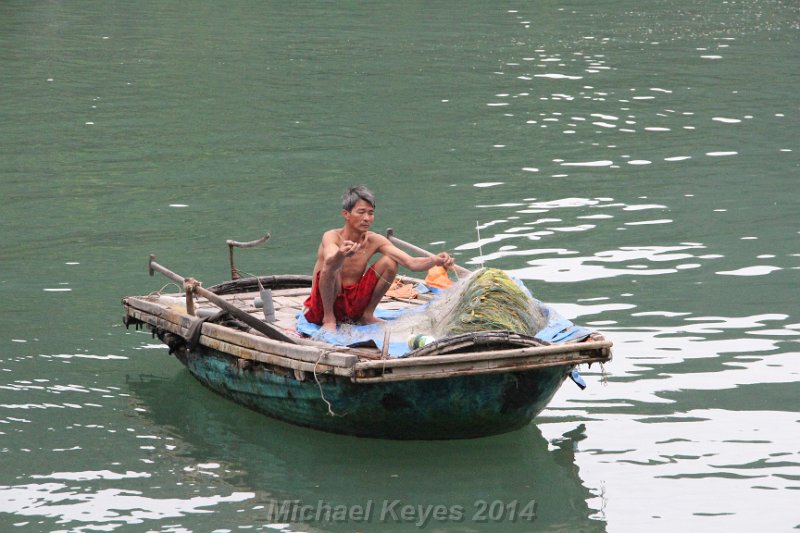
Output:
[{"xmin": 123, "ymin": 293, "xmax": 611, "ymax": 383}]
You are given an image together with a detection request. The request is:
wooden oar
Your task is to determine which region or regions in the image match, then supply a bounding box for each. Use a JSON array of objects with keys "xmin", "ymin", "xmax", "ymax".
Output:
[
  {"xmin": 385, "ymin": 228, "xmax": 472, "ymax": 277},
  {"xmin": 148, "ymin": 255, "xmax": 297, "ymax": 344}
]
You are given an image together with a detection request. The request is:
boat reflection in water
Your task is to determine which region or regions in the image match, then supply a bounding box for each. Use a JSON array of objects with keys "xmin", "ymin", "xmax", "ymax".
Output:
[{"xmin": 127, "ymin": 372, "xmax": 605, "ymax": 532}]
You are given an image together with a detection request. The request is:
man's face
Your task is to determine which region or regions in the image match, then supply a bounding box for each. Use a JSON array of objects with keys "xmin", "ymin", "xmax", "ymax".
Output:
[{"xmin": 343, "ymin": 199, "xmax": 375, "ymax": 232}]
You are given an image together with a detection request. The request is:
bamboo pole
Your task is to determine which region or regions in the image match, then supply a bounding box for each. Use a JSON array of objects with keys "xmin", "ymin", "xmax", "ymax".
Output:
[{"xmin": 385, "ymin": 228, "xmax": 472, "ymax": 277}]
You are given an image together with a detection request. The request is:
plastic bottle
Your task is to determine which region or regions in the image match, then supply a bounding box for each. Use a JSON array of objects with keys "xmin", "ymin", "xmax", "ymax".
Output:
[{"xmin": 408, "ymin": 334, "xmax": 435, "ymax": 350}]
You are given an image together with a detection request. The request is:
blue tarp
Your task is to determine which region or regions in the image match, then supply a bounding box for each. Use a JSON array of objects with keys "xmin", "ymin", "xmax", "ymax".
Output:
[{"xmin": 295, "ymin": 278, "xmax": 591, "ymax": 358}]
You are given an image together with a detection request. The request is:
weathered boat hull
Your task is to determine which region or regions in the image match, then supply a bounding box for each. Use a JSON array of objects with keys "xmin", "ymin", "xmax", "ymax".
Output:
[
  {"xmin": 174, "ymin": 343, "xmax": 569, "ymax": 440},
  {"xmin": 124, "ymin": 268, "xmax": 610, "ymax": 440}
]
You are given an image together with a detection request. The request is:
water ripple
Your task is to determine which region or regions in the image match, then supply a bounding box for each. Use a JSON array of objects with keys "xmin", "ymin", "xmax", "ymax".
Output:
[{"xmin": 0, "ymin": 483, "xmax": 253, "ymax": 527}]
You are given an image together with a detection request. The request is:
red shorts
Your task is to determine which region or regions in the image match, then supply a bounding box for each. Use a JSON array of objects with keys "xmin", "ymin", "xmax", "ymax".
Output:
[{"xmin": 303, "ymin": 267, "xmax": 380, "ymax": 325}]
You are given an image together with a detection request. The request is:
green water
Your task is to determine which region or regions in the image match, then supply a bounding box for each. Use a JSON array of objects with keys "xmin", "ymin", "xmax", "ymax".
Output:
[{"xmin": 1, "ymin": 1, "xmax": 798, "ymax": 531}]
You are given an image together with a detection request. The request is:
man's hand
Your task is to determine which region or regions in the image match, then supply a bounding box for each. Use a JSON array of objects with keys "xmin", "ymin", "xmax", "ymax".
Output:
[
  {"xmin": 435, "ymin": 252, "xmax": 455, "ymax": 269},
  {"xmin": 339, "ymin": 234, "xmax": 367, "ymax": 257}
]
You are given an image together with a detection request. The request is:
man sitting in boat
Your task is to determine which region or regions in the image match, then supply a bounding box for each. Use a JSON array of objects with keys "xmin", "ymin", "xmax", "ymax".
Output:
[{"xmin": 304, "ymin": 185, "xmax": 455, "ymax": 331}]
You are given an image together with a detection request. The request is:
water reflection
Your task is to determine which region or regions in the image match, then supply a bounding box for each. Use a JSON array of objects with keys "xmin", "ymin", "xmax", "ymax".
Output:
[{"xmin": 120, "ymin": 372, "xmax": 606, "ymax": 532}]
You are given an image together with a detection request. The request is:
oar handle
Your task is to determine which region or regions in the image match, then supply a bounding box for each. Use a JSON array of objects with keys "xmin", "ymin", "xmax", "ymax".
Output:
[
  {"xmin": 226, "ymin": 232, "xmax": 271, "ymax": 280},
  {"xmin": 385, "ymin": 229, "xmax": 472, "ymax": 277},
  {"xmin": 147, "ymin": 255, "xmax": 297, "ymax": 344},
  {"xmin": 226, "ymin": 232, "xmax": 271, "ymax": 249},
  {"xmin": 149, "ymin": 254, "xmax": 185, "ymax": 284}
]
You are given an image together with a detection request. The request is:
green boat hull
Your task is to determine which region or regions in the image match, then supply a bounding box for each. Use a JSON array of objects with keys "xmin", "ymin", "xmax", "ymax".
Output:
[{"xmin": 176, "ymin": 345, "xmax": 570, "ymax": 440}]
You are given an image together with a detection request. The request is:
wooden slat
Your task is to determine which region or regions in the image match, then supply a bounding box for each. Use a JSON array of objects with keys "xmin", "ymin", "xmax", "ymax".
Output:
[
  {"xmin": 272, "ymin": 296, "xmax": 304, "ymax": 308},
  {"xmin": 201, "ymin": 337, "xmax": 344, "ymax": 376},
  {"xmin": 271, "ymin": 288, "xmax": 312, "ymax": 297},
  {"xmin": 200, "ymin": 322, "xmax": 358, "ymax": 368},
  {"xmin": 125, "ymin": 307, "xmax": 355, "ymax": 377},
  {"xmin": 353, "ymin": 350, "xmax": 608, "ymax": 383},
  {"xmin": 354, "ymin": 339, "xmax": 612, "ymax": 371},
  {"xmin": 124, "ymin": 297, "xmax": 198, "ymax": 330},
  {"xmin": 128, "ymin": 308, "xmax": 190, "ymax": 337}
]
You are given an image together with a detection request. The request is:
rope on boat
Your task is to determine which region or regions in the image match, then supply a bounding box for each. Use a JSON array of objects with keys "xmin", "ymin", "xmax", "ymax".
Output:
[
  {"xmin": 147, "ymin": 283, "xmax": 182, "ymax": 297},
  {"xmin": 314, "ymin": 350, "xmax": 343, "ymax": 417}
]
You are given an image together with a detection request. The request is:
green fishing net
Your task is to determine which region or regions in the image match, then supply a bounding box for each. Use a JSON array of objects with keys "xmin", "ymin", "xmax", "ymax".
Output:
[
  {"xmin": 386, "ymin": 268, "xmax": 546, "ymax": 343},
  {"xmin": 435, "ymin": 268, "xmax": 545, "ymax": 337}
]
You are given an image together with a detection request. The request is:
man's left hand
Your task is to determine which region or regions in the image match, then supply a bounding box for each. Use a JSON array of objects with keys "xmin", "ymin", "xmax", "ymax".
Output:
[{"xmin": 437, "ymin": 252, "xmax": 455, "ymax": 269}]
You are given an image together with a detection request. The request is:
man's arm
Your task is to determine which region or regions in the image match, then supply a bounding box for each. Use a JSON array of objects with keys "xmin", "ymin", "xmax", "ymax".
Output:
[
  {"xmin": 376, "ymin": 235, "xmax": 455, "ymax": 272},
  {"xmin": 320, "ymin": 230, "xmax": 364, "ymax": 271}
]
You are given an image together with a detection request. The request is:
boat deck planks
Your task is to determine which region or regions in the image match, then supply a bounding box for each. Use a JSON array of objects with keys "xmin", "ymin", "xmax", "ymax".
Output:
[{"xmin": 124, "ymin": 283, "xmax": 611, "ymax": 383}]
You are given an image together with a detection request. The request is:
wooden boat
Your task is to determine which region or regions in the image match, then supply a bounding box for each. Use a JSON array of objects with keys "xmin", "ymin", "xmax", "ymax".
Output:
[{"xmin": 122, "ymin": 233, "xmax": 612, "ymax": 440}]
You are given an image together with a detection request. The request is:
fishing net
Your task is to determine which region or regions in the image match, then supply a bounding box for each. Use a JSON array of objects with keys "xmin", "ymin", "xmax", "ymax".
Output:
[{"xmin": 386, "ymin": 267, "xmax": 546, "ymax": 341}]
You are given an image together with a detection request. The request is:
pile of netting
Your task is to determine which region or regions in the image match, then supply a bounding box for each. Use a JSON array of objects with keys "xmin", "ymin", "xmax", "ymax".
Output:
[{"xmin": 387, "ymin": 267, "xmax": 546, "ymax": 341}]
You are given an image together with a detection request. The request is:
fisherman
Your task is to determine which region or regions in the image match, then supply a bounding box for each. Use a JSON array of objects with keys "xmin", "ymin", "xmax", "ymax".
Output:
[{"xmin": 304, "ymin": 185, "xmax": 455, "ymax": 331}]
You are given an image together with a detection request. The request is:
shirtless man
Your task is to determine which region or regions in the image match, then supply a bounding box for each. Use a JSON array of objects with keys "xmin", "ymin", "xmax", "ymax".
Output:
[{"xmin": 304, "ymin": 185, "xmax": 455, "ymax": 331}]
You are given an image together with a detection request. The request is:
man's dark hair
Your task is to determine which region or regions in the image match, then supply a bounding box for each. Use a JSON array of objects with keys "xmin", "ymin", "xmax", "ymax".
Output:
[{"xmin": 342, "ymin": 185, "xmax": 376, "ymax": 211}]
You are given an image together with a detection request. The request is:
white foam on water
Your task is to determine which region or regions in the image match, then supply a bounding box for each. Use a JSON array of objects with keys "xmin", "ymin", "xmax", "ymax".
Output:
[
  {"xmin": 706, "ymin": 151, "xmax": 738, "ymax": 157},
  {"xmin": 716, "ymin": 266, "xmax": 782, "ymax": 276},
  {"xmin": 623, "ymin": 204, "xmax": 667, "ymax": 211},
  {"xmin": 0, "ymin": 483, "xmax": 254, "ymax": 526},
  {"xmin": 535, "ymin": 73, "xmax": 583, "ymax": 80},
  {"xmin": 31, "ymin": 470, "xmax": 150, "ymax": 481},
  {"xmin": 46, "ymin": 353, "xmax": 128, "ymax": 360},
  {"xmin": 473, "ymin": 182, "xmax": 504, "ymax": 188},
  {"xmin": 665, "ymin": 156, "xmax": 691, "ymax": 161},
  {"xmin": 561, "ymin": 160, "xmax": 614, "ymax": 167},
  {"xmin": 624, "ymin": 219, "xmax": 673, "ymax": 226},
  {"xmin": 712, "ymin": 117, "xmax": 742, "ymax": 123},
  {"xmin": 578, "ymin": 214, "xmax": 614, "ymax": 220}
]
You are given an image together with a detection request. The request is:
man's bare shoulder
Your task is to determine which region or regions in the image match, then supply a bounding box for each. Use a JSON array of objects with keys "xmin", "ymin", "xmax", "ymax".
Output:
[
  {"xmin": 321, "ymin": 229, "xmax": 341, "ymax": 242},
  {"xmin": 365, "ymin": 231, "xmax": 390, "ymax": 248},
  {"xmin": 366, "ymin": 231, "xmax": 389, "ymax": 242}
]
